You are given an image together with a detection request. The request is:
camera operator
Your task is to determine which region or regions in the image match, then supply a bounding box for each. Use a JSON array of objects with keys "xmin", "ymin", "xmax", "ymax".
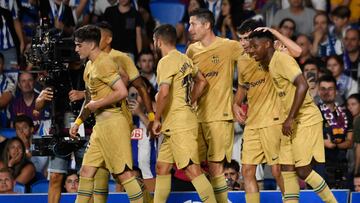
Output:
[
  {"xmin": 35, "ymin": 61, "xmax": 89, "ymax": 203},
  {"xmin": 317, "ymin": 75, "xmax": 354, "ymax": 189}
]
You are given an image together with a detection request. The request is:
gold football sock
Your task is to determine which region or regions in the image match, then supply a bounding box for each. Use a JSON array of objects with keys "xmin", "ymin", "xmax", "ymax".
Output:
[
  {"xmin": 210, "ymin": 174, "xmax": 229, "ymax": 203},
  {"xmin": 122, "ymin": 176, "xmax": 144, "ymax": 203},
  {"xmin": 76, "ymin": 177, "xmax": 94, "ymax": 203},
  {"xmin": 282, "ymin": 171, "xmax": 300, "ymax": 203},
  {"xmin": 305, "ymin": 170, "xmax": 337, "ymax": 203},
  {"xmin": 93, "ymin": 168, "xmax": 110, "ymax": 203},
  {"xmin": 191, "ymin": 174, "xmax": 216, "ymax": 203},
  {"xmin": 154, "ymin": 174, "xmax": 171, "ymax": 203},
  {"xmin": 245, "ymin": 192, "xmax": 260, "ymax": 203}
]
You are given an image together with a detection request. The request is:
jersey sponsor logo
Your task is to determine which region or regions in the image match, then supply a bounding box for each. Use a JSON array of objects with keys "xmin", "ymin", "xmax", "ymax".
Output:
[
  {"xmin": 211, "ymin": 55, "xmax": 220, "ymax": 64},
  {"xmin": 204, "ymin": 71, "xmax": 219, "ymax": 78},
  {"xmin": 131, "ymin": 128, "xmax": 143, "ymax": 140},
  {"xmin": 243, "ymin": 78, "xmax": 266, "ymax": 89}
]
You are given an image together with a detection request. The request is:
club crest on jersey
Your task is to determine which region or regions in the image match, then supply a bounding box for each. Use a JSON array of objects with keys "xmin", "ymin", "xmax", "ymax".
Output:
[{"xmin": 211, "ymin": 55, "xmax": 220, "ymax": 64}]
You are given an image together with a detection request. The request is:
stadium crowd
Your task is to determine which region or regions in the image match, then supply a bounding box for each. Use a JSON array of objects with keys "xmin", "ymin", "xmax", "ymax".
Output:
[{"xmin": 0, "ymin": 0, "xmax": 359, "ymax": 202}]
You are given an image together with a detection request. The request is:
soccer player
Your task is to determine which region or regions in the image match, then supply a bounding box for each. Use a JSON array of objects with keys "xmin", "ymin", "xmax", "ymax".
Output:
[
  {"xmin": 186, "ymin": 8, "xmax": 243, "ymax": 202},
  {"xmin": 69, "ymin": 25, "xmax": 143, "ymax": 203},
  {"xmin": 248, "ymin": 30, "xmax": 337, "ymax": 203},
  {"xmin": 233, "ymin": 19, "xmax": 304, "ymax": 202},
  {"xmin": 90, "ymin": 21, "xmax": 155, "ymax": 203},
  {"xmin": 151, "ymin": 24, "xmax": 216, "ymax": 203}
]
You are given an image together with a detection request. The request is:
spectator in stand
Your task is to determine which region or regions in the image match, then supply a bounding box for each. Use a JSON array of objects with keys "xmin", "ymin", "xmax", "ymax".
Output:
[
  {"xmin": 278, "ymin": 18, "xmax": 296, "ymax": 39},
  {"xmin": 103, "ymin": 0, "xmax": 143, "ymax": 58},
  {"xmin": 0, "ymin": 137, "xmax": 35, "ymax": 186},
  {"xmin": 347, "ymin": 94, "xmax": 360, "ymax": 175},
  {"xmin": 224, "ymin": 160, "xmax": 242, "ymax": 191},
  {"xmin": 137, "ymin": 50, "xmax": 157, "ymax": 89},
  {"xmin": 63, "ymin": 169, "xmax": 79, "ymax": 193},
  {"xmin": 318, "ymin": 75, "xmax": 354, "ymax": 189},
  {"xmin": 330, "ymin": 0, "xmax": 359, "ymax": 23},
  {"xmin": 296, "ymin": 34, "xmax": 313, "ymax": 65},
  {"xmin": 0, "ymin": 1, "xmax": 25, "ymax": 67},
  {"xmin": 0, "ymin": 53, "xmax": 16, "ymax": 128},
  {"xmin": 18, "ymin": 0, "xmax": 40, "ymax": 44},
  {"xmin": 0, "ymin": 168, "xmax": 16, "ymax": 194},
  {"xmin": 302, "ymin": 59, "xmax": 322, "ymax": 104},
  {"xmin": 326, "ymin": 55, "xmax": 358, "ymax": 99},
  {"xmin": 67, "ymin": 0, "xmax": 93, "ymax": 26},
  {"xmin": 311, "ymin": 13, "xmax": 343, "ymax": 59},
  {"xmin": 204, "ymin": 0, "xmax": 222, "ymax": 25},
  {"xmin": 215, "ymin": 0, "xmax": 254, "ymax": 40},
  {"xmin": 330, "ymin": 6, "xmax": 352, "ymax": 40},
  {"xmin": 272, "ymin": 0, "xmax": 316, "ymax": 36},
  {"xmin": 10, "ymin": 72, "xmax": 41, "ymax": 130},
  {"xmin": 342, "ymin": 28, "xmax": 360, "ymax": 81},
  {"xmin": 280, "ymin": 0, "xmax": 327, "ymax": 12},
  {"xmin": 354, "ymin": 174, "xmax": 360, "ymax": 192},
  {"xmin": 176, "ymin": 0, "xmax": 206, "ymax": 44}
]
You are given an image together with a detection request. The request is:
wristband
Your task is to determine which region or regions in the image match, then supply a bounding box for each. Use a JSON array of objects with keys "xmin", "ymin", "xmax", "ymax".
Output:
[
  {"xmin": 75, "ymin": 118, "xmax": 83, "ymax": 126},
  {"xmin": 148, "ymin": 112, "xmax": 155, "ymax": 122}
]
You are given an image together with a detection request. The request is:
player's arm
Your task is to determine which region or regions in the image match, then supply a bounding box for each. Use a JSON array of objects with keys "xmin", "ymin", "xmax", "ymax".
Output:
[
  {"xmin": 118, "ymin": 66, "xmax": 129, "ymax": 85},
  {"xmin": 283, "ymin": 74, "xmax": 309, "ymax": 136},
  {"xmin": 191, "ymin": 71, "xmax": 208, "ymax": 105},
  {"xmin": 254, "ymin": 27, "xmax": 302, "ymax": 57},
  {"xmin": 233, "ymin": 86, "xmax": 247, "ymax": 124},
  {"xmin": 152, "ymin": 84, "xmax": 170, "ymax": 136},
  {"xmin": 85, "ymin": 78, "xmax": 128, "ymax": 112}
]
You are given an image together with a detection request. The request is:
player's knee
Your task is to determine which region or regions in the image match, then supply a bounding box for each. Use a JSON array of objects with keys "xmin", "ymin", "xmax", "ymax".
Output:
[
  {"xmin": 49, "ymin": 172, "xmax": 64, "ymax": 186},
  {"xmin": 79, "ymin": 165, "xmax": 97, "ymax": 178},
  {"xmin": 295, "ymin": 166, "xmax": 311, "ymax": 180},
  {"xmin": 156, "ymin": 162, "xmax": 172, "ymax": 175},
  {"xmin": 241, "ymin": 165, "xmax": 256, "ymax": 179},
  {"xmin": 184, "ymin": 164, "xmax": 202, "ymax": 180},
  {"xmin": 271, "ymin": 165, "xmax": 281, "ymax": 178},
  {"xmin": 208, "ymin": 162, "xmax": 223, "ymax": 176}
]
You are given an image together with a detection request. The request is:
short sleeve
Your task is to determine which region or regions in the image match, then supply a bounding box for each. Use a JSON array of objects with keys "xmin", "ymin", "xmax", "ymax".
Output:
[
  {"xmin": 98, "ymin": 60, "xmax": 121, "ymax": 87},
  {"xmin": 230, "ymin": 40, "xmax": 244, "ymax": 61},
  {"xmin": 122, "ymin": 55, "xmax": 140, "ymax": 82},
  {"xmin": 236, "ymin": 55, "xmax": 252, "ymax": 86},
  {"xmin": 276, "ymin": 52, "xmax": 302, "ymax": 83},
  {"xmin": 156, "ymin": 58, "xmax": 176, "ymax": 86}
]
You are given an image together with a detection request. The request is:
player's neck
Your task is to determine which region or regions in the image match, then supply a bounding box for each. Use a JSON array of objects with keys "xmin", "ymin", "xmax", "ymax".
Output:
[
  {"xmin": 161, "ymin": 46, "xmax": 176, "ymax": 57},
  {"xmin": 261, "ymin": 48, "xmax": 275, "ymax": 67},
  {"xmin": 89, "ymin": 48, "xmax": 102, "ymax": 62},
  {"xmin": 103, "ymin": 46, "xmax": 112, "ymax": 53},
  {"xmin": 200, "ymin": 32, "xmax": 217, "ymax": 47}
]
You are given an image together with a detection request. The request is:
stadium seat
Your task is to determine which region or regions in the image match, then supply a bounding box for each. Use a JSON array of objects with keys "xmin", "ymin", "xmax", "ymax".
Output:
[
  {"xmin": 263, "ymin": 178, "xmax": 277, "ymax": 190},
  {"xmin": 31, "ymin": 179, "xmax": 49, "ymax": 193},
  {"xmin": 176, "ymin": 44, "xmax": 187, "ymax": 53},
  {"xmin": 0, "ymin": 128, "xmax": 16, "ymax": 138},
  {"xmin": 14, "ymin": 182, "xmax": 26, "ymax": 193},
  {"xmin": 150, "ymin": 2, "xmax": 185, "ymax": 26},
  {"xmin": 108, "ymin": 180, "xmax": 117, "ymax": 192}
]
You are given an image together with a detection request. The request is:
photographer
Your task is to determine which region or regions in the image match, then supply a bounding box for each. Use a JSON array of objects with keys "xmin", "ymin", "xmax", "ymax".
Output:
[
  {"xmin": 318, "ymin": 75, "xmax": 354, "ymax": 189},
  {"xmin": 35, "ymin": 62, "xmax": 88, "ymax": 203}
]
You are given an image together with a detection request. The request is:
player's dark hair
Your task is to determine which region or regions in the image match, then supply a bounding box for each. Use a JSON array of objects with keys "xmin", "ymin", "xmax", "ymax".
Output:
[
  {"xmin": 189, "ymin": 8, "xmax": 215, "ymax": 29},
  {"xmin": 237, "ymin": 19, "xmax": 263, "ymax": 35},
  {"xmin": 331, "ymin": 6, "xmax": 351, "ymax": 19},
  {"xmin": 153, "ymin": 24, "xmax": 177, "ymax": 46},
  {"xmin": 224, "ymin": 159, "xmax": 240, "ymax": 172},
  {"xmin": 317, "ymin": 74, "xmax": 337, "ymax": 86},
  {"xmin": 14, "ymin": 114, "xmax": 34, "ymax": 128},
  {"xmin": 74, "ymin": 25, "xmax": 101, "ymax": 46},
  {"xmin": 96, "ymin": 21, "xmax": 113, "ymax": 36},
  {"xmin": 248, "ymin": 30, "xmax": 275, "ymax": 42}
]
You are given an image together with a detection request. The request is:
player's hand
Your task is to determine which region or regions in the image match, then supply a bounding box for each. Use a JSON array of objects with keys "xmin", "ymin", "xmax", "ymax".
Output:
[
  {"xmin": 69, "ymin": 90, "xmax": 85, "ymax": 102},
  {"xmin": 147, "ymin": 121, "xmax": 155, "ymax": 138},
  {"xmin": 152, "ymin": 120, "xmax": 162, "ymax": 137},
  {"xmin": 38, "ymin": 87, "xmax": 54, "ymax": 102},
  {"xmin": 85, "ymin": 100, "xmax": 99, "ymax": 112},
  {"xmin": 282, "ymin": 117, "xmax": 294, "ymax": 136},
  {"xmin": 233, "ymin": 103, "xmax": 247, "ymax": 124},
  {"xmin": 69, "ymin": 124, "xmax": 79, "ymax": 139}
]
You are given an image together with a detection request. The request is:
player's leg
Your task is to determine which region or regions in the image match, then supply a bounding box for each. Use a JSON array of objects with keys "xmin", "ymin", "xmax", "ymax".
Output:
[
  {"xmin": 116, "ymin": 169, "xmax": 144, "ymax": 203},
  {"xmin": 293, "ymin": 122, "xmax": 337, "ymax": 203},
  {"xmin": 154, "ymin": 161, "xmax": 173, "ymax": 203},
  {"xmin": 241, "ymin": 127, "xmax": 265, "ymax": 203},
  {"xmin": 93, "ymin": 167, "xmax": 110, "ymax": 203},
  {"xmin": 203, "ymin": 121, "xmax": 234, "ymax": 203}
]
